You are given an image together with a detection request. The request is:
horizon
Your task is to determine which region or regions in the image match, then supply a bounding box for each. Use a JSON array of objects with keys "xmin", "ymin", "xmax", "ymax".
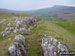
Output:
[
  {"xmin": 0, "ymin": 0, "xmax": 75, "ymax": 11},
  {"xmin": 0, "ymin": 5, "xmax": 75, "ymax": 11}
]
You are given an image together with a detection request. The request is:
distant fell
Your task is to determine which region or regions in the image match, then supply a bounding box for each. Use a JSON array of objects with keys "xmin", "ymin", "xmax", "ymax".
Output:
[
  {"xmin": 28, "ymin": 5, "xmax": 75, "ymax": 21},
  {"xmin": 0, "ymin": 5, "xmax": 75, "ymax": 21}
]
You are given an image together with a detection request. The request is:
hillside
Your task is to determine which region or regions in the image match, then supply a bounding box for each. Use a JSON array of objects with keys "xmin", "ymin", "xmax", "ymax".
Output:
[
  {"xmin": 0, "ymin": 9, "xmax": 12, "ymax": 15},
  {"xmin": 0, "ymin": 14, "xmax": 75, "ymax": 56},
  {"xmin": 0, "ymin": 9, "xmax": 28, "ymax": 15},
  {"xmin": 0, "ymin": 5, "xmax": 75, "ymax": 21},
  {"xmin": 28, "ymin": 5, "xmax": 75, "ymax": 21}
]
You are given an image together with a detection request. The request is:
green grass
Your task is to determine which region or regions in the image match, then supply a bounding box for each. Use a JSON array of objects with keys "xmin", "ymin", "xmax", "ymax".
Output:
[
  {"xmin": 25, "ymin": 20, "xmax": 75, "ymax": 56},
  {"xmin": 0, "ymin": 14, "xmax": 33, "ymax": 20},
  {"xmin": 55, "ymin": 21, "xmax": 75, "ymax": 36},
  {"xmin": 40, "ymin": 16, "xmax": 61, "ymax": 21},
  {"xmin": 25, "ymin": 32, "xmax": 43, "ymax": 56},
  {"xmin": 0, "ymin": 33, "xmax": 16, "ymax": 56},
  {"xmin": 14, "ymin": 14, "xmax": 33, "ymax": 17},
  {"xmin": 0, "ymin": 14, "xmax": 14, "ymax": 20}
]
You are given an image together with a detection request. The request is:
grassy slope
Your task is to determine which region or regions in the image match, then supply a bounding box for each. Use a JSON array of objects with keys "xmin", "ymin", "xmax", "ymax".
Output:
[
  {"xmin": 40, "ymin": 16, "xmax": 61, "ymax": 21},
  {"xmin": 25, "ymin": 20, "xmax": 75, "ymax": 56},
  {"xmin": 0, "ymin": 14, "xmax": 75, "ymax": 56},
  {"xmin": 55, "ymin": 22, "xmax": 75, "ymax": 36}
]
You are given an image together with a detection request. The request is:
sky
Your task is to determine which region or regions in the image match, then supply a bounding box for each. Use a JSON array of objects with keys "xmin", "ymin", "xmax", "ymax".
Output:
[{"xmin": 0, "ymin": 0, "xmax": 75, "ymax": 11}]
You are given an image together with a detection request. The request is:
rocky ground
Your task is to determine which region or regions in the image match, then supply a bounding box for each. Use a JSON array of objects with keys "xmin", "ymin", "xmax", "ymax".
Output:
[
  {"xmin": 7, "ymin": 16, "xmax": 38, "ymax": 56},
  {"xmin": 0, "ymin": 14, "xmax": 75, "ymax": 56},
  {"xmin": 0, "ymin": 15, "xmax": 39, "ymax": 56},
  {"xmin": 0, "ymin": 16, "xmax": 38, "ymax": 37}
]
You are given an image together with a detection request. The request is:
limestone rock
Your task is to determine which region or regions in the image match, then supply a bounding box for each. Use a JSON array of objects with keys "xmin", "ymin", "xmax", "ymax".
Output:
[
  {"xmin": 8, "ymin": 38, "xmax": 12, "ymax": 41},
  {"xmin": 20, "ymin": 28, "xmax": 27, "ymax": 32},
  {"xmin": 15, "ymin": 34, "xmax": 25, "ymax": 45},
  {"xmin": 9, "ymin": 27, "xmax": 14, "ymax": 31},
  {"xmin": 28, "ymin": 26, "xmax": 32, "ymax": 31},
  {"xmin": 58, "ymin": 42, "xmax": 68, "ymax": 52},
  {"xmin": 13, "ymin": 27, "xmax": 18, "ymax": 33},
  {"xmin": 5, "ymin": 28, "xmax": 9, "ymax": 31},
  {"xmin": 19, "ymin": 28, "xmax": 28, "ymax": 35},
  {"xmin": 16, "ymin": 21, "xmax": 21, "ymax": 28},
  {"xmin": 7, "ymin": 17, "xmax": 39, "ymax": 56},
  {"xmin": 1, "ymin": 31, "xmax": 10, "ymax": 36},
  {"xmin": 8, "ymin": 34, "xmax": 26, "ymax": 56},
  {"xmin": 42, "ymin": 35, "xmax": 68, "ymax": 56},
  {"xmin": 8, "ymin": 42, "xmax": 22, "ymax": 56},
  {"xmin": 7, "ymin": 23, "xmax": 11, "ymax": 27}
]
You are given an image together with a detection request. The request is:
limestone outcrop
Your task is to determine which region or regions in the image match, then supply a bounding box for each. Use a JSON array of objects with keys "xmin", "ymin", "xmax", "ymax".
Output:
[
  {"xmin": 7, "ymin": 16, "xmax": 39, "ymax": 56},
  {"xmin": 8, "ymin": 34, "xmax": 26, "ymax": 56},
  {"xmin": 42, "ymin": 35, "xmax": 68, "ymax": 56},
  {"xmin": 0, "ymin": 16, "xmax": 38, "ymax": 36}
]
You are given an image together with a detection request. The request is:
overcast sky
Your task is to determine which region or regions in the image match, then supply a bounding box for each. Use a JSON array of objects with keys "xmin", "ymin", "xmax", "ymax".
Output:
[{"xmin": 0, "ymin": 0, "xmax": 75, "ymax": 11}]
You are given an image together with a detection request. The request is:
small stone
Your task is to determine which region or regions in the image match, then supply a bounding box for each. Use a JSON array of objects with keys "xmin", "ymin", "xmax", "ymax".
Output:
[
  {"xmin": 10, "ymin": 27, "xmax": 14, "ymax": 31},
  {"xmin": 7, "ymin": 23, "xmax": 11, "ymax": 26},
  {"xmin": 28, "ymin": 26, "xmax": 32, "ymax": 31},
  {"xmin": 16, "ymin": 21, "xmax": 21, "ymax": 28},
  {"xmin": 20, "ymin": 28, "xmax": 27, "ymax": 32},
  {"xmin": 8, "ymin": 38, "xmax": 11, "ymax": 41},
  {"xmin": 13, "ymin": 28, "xmax": 18, "ymax": 33}
]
